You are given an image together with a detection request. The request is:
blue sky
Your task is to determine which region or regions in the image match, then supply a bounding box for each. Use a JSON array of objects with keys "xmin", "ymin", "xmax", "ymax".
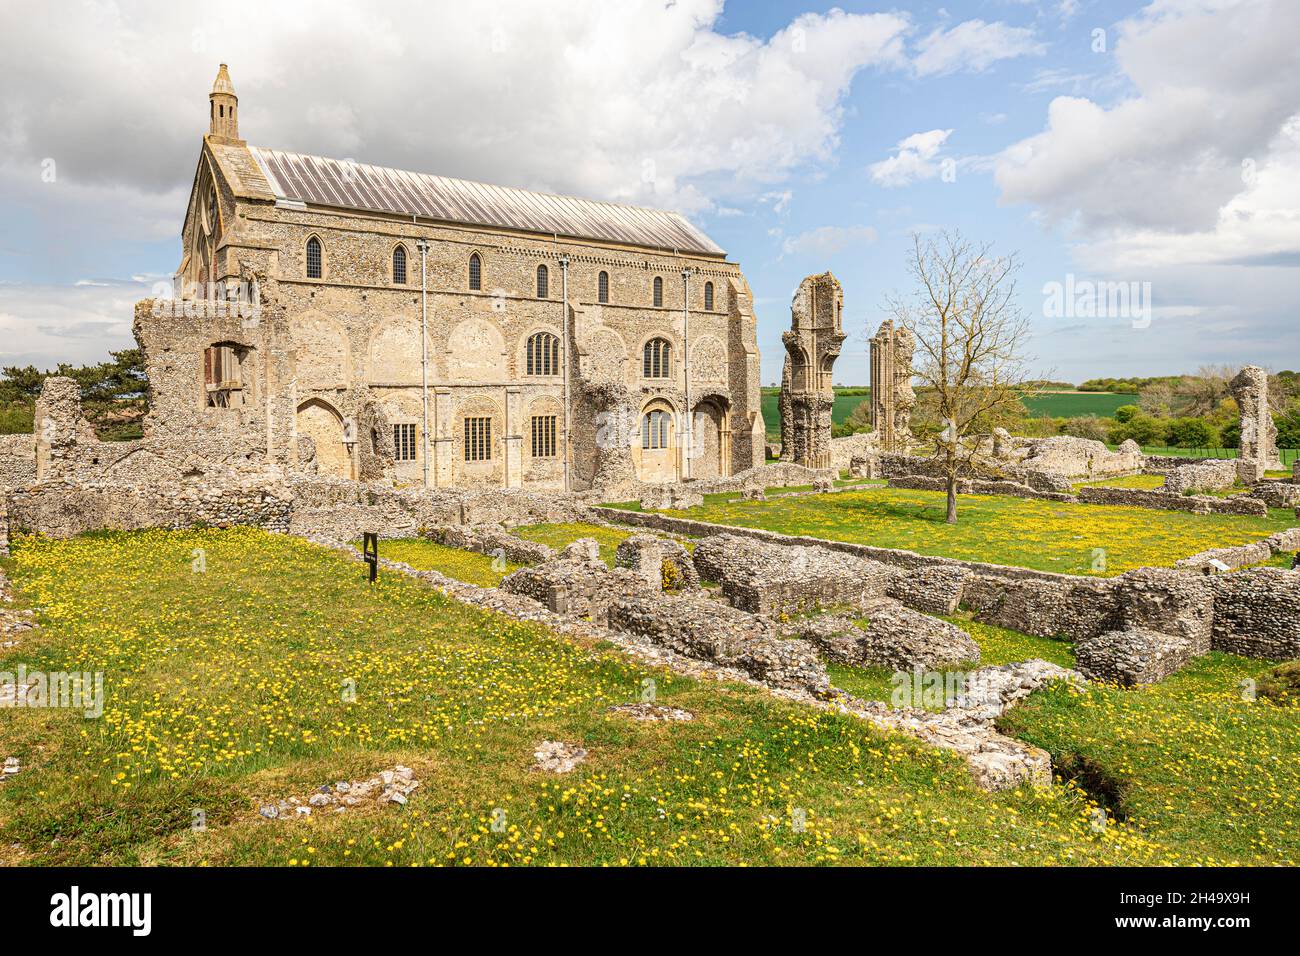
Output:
[{"xmin": 1, "ymin": 0, "xmax": 1297, "ymax": 383}]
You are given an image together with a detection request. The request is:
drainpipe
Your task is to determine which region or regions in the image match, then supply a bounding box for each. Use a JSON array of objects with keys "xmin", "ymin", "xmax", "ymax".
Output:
[
  {"xmin": 681, "ymin": 265, "xmax": 693, "ymax": 480},
  {"xmin": 560, "ymin": 254, "xmax": 571, "ymax": 492},
  {"xmin": 416, "ymin": 238, "xmax": 430, "ymax": 488}
]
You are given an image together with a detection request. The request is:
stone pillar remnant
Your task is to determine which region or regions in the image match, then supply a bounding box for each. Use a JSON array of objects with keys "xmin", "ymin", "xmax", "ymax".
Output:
[
  {"xmin": 779, "ymin": 273, "xmax": 844, "ymax": 469},
  {"xmin": 869, "ymin": 319, "xmax": 916, "ymax": 454},
  {"xmin": 1229, "ymin": 365, "xmax": 1282, "ymax": 481}
]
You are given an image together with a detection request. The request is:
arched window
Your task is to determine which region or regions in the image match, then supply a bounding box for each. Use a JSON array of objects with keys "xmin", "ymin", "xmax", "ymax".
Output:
[
  {"xmin": 704, "ymin": 281, "xmax": 714, "ymax": 311},
  {"xmin": 526, "ymin": 331, "xmax": 560, "ymax": 376},
  {"xmin": 306, "ymin": 236, "xmax": 322, "ymax": 279},
  {"xmin": 468, "ymin": 252, "xmax": 482, "ymax": 291},
  {"xmin": 652, "ymin": 275, "xmax": 663, "ymax": 307},
  {"xmin": 536, "ymin": 264, "xmax": 549, "ymax": 298},
  {"xmin": 598, "ymin": 270, "xmax": 609, "ymax": 304},
  {"xmin": 392, "ymin": 245, "xmax": 407, "ymax": 285},
  {"xmin": 643, "ymin": 337, "xmax": 671, "ymax": 378},
  {"xmin": 641, "ymin": 409, "xmax": 671, "ymax": 449}
]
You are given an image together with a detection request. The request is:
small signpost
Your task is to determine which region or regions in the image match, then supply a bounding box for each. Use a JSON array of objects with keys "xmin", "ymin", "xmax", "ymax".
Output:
[{"xmin": 363, "ymin": 532, "xmax": 379, "ymax": 583}]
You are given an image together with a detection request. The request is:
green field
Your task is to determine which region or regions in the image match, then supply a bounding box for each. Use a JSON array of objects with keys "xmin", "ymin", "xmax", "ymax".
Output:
[
  {"xmin": 656, "ymin": 486, "xmax": 1293, "ymax": 576},
  {"xmin": 1021, "ymin": 391, "xmax": 1139, "ymax": 419},
  {"xmin": 760, "ymin": 388, "xmax": 1140, "ymax": 440},
  {"xmin": 760, "ymin": 388, "xmax": 869, "ymax": 440},
  {"xmin": 3, "ymin": 526, "xmax": 1296, "ymax": 866}
]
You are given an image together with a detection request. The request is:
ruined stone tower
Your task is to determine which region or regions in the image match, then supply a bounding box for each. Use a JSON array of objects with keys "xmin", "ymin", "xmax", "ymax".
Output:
[
  {"xmin": 869, "ymin": 319, "xmax": 916, "ymax": 454},
  {"xmin": 779, "ymin": 273, "xmax": 844, "ymax": 469},
  {"xmin": 1230, "ymin": 365, "xmax": 1282, "ymax": 481}
]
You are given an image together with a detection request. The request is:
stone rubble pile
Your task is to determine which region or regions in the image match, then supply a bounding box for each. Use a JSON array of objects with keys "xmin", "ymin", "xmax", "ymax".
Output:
[
  {"xmin": 607, "ymin": 702, "xmax": 694, "ymax": 722},
  {"xmin": 532, "ymin": 740, "xmax": 587, "ymax": 774},
  {"xmin": 258, "ymin": 765, "xmax": 420, "ymax": 819},
  {"xmin": 828, "ymin": 660, "xmax": 1085, "ymax": 791}
]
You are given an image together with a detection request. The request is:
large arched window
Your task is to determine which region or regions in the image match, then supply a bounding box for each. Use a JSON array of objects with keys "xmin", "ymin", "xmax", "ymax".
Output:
[
  {"xmin": 703, "ymin": 281, "xmax": 714, "ymax": 311},
  {"xmin": 526, "ymin": 331, "xmax": 560, "ymax": 376},
  {"xmin": 536, "ymin": 264, "xmax": 549, "ymax": 298},
  {"xmin": 643, "ymin": 337, "xmax": 671, "ymax": 378},
  {"xmin": 306, "ymin": 236, "xmax": 323, "ymax": 279},
  {"xmin": 652, "ymin": 275, "xmax": 663, "ymax": 307},
  {"xmin": 641, "ymin": 409, "xmax": 671, "ymax": 449},
  {"xmin": 392, "ymin": 245, "xmax": 408, "ymax": 285},
  {"xmin": 468, "ymin": 252, "xmax": 482, "ymax": 291},
  {"xmin": 598, "ymin": 270, "xmax": 609, "ymax": 304}
]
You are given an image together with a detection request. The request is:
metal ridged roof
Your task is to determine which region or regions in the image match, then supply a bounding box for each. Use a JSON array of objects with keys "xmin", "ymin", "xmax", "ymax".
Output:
[{"xmin": 247, "ymin": 147, "xmax": 725, "ymax": 257}]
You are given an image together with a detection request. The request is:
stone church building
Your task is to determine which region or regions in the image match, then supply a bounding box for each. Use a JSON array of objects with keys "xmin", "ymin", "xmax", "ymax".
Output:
[{"xmin": 141, "ymin": 65, "xmax": 765, "ymax": 491}]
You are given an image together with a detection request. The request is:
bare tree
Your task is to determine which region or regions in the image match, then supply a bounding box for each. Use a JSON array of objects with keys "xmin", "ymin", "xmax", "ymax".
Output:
[{"xmin": 886, "ymin": 231, "xmax": 1037, "ymax": 524}]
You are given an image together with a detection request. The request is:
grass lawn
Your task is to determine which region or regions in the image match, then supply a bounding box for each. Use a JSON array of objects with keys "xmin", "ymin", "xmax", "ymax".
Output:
[
  {"xmin": 1, "ymin": 526, "xmax": 1247, "ymax": 867},
  {"xmin": 1000, "ymin": 653, "xmax": 1300, "ymax": 864},
  {"xmin": 655, "ymin": 487, "xmax": 1294, "ymax": 576},
  {"xmin": 375, "ymin": 538, "xmax": 520, "ymax": 587}
]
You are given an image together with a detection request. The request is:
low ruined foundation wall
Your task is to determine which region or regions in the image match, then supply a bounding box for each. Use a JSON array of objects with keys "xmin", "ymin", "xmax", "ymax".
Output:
[
  {"xmin": 287, "ymin": 478, "xmax": 592, "ymax": 542},
  {"xmin": 1211, "ymin": 568, "xmax": 1300, "ymax": 659},
  {"xmin": 1077, "ymin": 485, "xmax": 1268, "ymax": 516},
  {"xmin": 5, "ymin": 479, "xmax": 292, "ymax": 539},
  {"xmin": 886, "ymin": 475, "xmax": 1072, "ymax": 502}
]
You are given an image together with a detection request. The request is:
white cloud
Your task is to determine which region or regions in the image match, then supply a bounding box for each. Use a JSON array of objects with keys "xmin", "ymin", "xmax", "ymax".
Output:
[
  {"xmin": 912, "ymin": 20, "xmax": 1046, "ymax": 77},
  {"xmin": 779, "ymin": 224, "xmax": 878, "ymax": 258},
  {"xmin": 0, "ymin": 0, "xmax": 910, "ymax": 216},
  {"xmin": 868, "ymin": 129, "xmax": 953, "ymax": 187},
  {"xmin": 995, "ymin": 0, "xmax": 1300, "ymax": 239}
]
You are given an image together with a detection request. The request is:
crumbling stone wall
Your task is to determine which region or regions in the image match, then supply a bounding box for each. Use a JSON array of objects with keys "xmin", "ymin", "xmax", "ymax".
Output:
[
  {"xmin": 1210, "ymin": 568, "xmax": 1300, "ymax": 659},
  {"xmin": 606, "ymin": 595, "xmax": 828, "ymax": 693},
  {"xmin": 691, "ymin": 532, "xmax": 895, "ymax": 615},
  {"xmin": 6, "ymin": 478, "xmax": 292, "ymax": 538},
  {"xmin": 1163, "ymin": 459, "xmax": 1238, "ymax": 494},
  {"xmin": 1077, "ymin": 485, "xmax": 1267, "ymax": 516}
]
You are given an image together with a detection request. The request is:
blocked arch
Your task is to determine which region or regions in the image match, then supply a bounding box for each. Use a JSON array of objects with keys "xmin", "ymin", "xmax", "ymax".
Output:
[{"xmin": 296, "ymin": 396, "xmax": 351, "ymax": 479}]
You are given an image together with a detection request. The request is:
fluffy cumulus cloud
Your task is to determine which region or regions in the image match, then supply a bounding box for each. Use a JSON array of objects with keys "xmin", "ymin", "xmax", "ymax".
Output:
[
  {"xmin": 0, "ymin": 0, "xmax": 911, "ymax": 215},
  {"xmin": 995, "ymin": 0, "xmax": 1300, "ymax": 254},
  {"xmin": 869, "ymin": 129, "xmax": 953, "ymax": 187},
  {"xmin": 994, "ymin": 0, "xmax": 1300, "ymax": 374},
  {"xmin": 912, "ymin": 19, "xmax": 1046, "ymax": 77},
  {"xmin": 0, "ymin": 0, "xmax": 917, "ymax": 367}
]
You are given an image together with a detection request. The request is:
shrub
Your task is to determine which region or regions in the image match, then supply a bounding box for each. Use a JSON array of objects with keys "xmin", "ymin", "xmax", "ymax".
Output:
[
  {"xmin": 1166, "ymin": 417, "xmax": 1218, "ymax": 448},
  {"xmin": 1114, "ymin": 404, "xmax": 1139, "ymax": 424},
  {"xmin": 1111, "ymin": 413, "xmax": 1168, "ymax": 446}
]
